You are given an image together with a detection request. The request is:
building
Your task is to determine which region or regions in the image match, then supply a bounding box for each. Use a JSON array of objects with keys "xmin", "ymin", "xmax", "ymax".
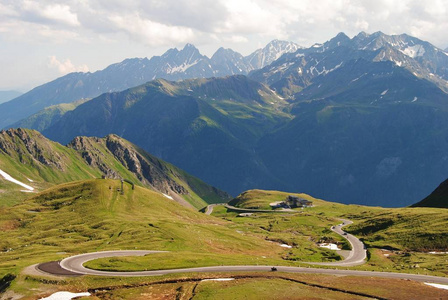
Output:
[{"xmin": 286, "ymin": 195, "xmax": 313, "ymax": 208}]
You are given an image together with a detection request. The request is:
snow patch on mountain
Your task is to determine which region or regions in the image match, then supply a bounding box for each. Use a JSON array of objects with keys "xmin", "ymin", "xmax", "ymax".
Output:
[
  {"xmin": 350, "ymin": 73, "xmax": 368, "ymax": 84},
  {"xmin": 247, "ymin": 40, "xmax": 302, "ymax": 69},
  {"xmin": 39, "ymin": 291, "xmax": 91, "ymax": 300},
  {"xmin": 400, "ymin": 45, "xmax": 425, "ymax": 58},
  {"xmin": 424, "ymin": 283, "xmax": 448, "ymax": 290},
  {"xmin": 309, "ymin": 62, "xmax": 343, "ymax": 76},
  {"xmin": 163, "ymin": 193, "xmax": 174, "ymax": 200},
  {"xmin": 167, "ymin": 60, "xmax": 199, "ymax": 74},
  {"xmin": 0, "ymin": 169, "xmax": 34, "ymax": 191},
  {"xmin": 392, "ymin": 59, "xmax": 402, "ymax": 67}
]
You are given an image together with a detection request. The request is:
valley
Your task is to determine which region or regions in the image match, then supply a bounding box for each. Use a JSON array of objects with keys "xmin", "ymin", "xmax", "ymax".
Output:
[
  {"xmin": 1, "ymin": 29, "xmax": 448, "ymax": 299},
  {"xmin": 5, "ymin": 32, "xmax": 448, "ymax": 207}
]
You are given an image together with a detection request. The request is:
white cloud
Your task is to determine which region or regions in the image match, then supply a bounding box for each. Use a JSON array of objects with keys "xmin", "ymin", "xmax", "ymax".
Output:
[
  {"xmin": 0, "ymin": 3, "xmax": 19, "ymax": 17},
  {"xmin": 49, "ymin": 56, "xmax": 89, "ymax": 74},
  {"xmin": 2, "ymin": 0, "xmax": 448, "ymax": 48},
  {"xmin": 219, "ymin": 0, "xmax": 279, "ymax": 35},
  {"xmin": 41, "ymin": 4, "xmax": 80, "ymax": 27},
  {"xmin": 108, "ymin": 13, "xmax": 195, "ymax": 46},
  {"xmin": 3, "ymin": 0, "xmax": 448, "ymax": 90},
  {"xmin": 223, "ymin": 35, "xmax": 249, "ymax": 43},
  {"xmin": 22, "ymin": 1, "xmax": 80, "ymax": 27}
]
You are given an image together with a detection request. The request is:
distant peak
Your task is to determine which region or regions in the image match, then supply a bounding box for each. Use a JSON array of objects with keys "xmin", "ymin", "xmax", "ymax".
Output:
[
  {"xmin": 268, "ymin": 39, "xmax": 282, "ymax": 44},
  {"xmin": 183, "ymin": 43, "xmax": 197, "ymax": 50},
  {"xmin": 215, "ymin": 47, "xmax": 233, "ymax": 53},
  {"xmin": 332, "ymin": 32, "xmax": 350, "ymax": 41},
  {"xmin": 324, "ymin": 32, "xmax": 350, "ymax": 48},
  {"xmin": 335, "ymin": 32, "xmax": 349, "ymax": 38},
  {"xmin": 180, "ymin": 43, "xmax": 201, "ymax": 57},
  {"xmin": 266, "ymin": 39, "xmax": 299, "ymax": 47},
  {"xmin": 355, "ymin": 31, "xmax": 370, "ymax": 40},
  {"xmin": 371, "ymin": 31, "xmax": 386, "ymax": 38}
]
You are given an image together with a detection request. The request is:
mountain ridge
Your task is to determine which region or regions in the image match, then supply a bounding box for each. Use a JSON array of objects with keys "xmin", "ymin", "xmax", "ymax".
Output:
[
  {"xmin": 0, "ymin": 40, "xmax": 300, "ymax": 129},
  {"xmin": 38, "ymin": 66, "xmax": 448, "ymax": 206},
  {"xmin": 0, "ymin": 128, "xmax": 230, "ymax": 208},
  {"xmin": 249, "ymin": 31, "xmax": 448, "ymax": 97}
]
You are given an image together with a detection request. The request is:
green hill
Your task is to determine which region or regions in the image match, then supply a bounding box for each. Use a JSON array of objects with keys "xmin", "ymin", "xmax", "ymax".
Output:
[
  {"xmin": 0, "ymin": 128, "xmax": 229, "ymax": 209},
  {"xmin": 412, "ymin": 179, "xmax": 448, "ymax": 208},
  {"xmin": 226, "ymin": 189, "xmax": 448, "ymax": 275},
  {"xmin": 2, "ymin": 185, "xmax": 448, "ymax": 298},
  {"xmin": 0, "ymin": 179, "xmax": 282, "ymax": 277},
  {"xmin": 10, "ymin": 98, "xmax": 90, "ymax": 132}
]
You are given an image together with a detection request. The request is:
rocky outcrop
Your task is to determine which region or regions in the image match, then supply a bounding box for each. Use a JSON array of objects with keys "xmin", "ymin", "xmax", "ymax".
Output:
[
  {"xmin": 67, "ymin": 134, "xmax": 189, "ymax": 195},
  {"xmin": 0, "ymin": 128, "xmax": 66, "ymax": 170},
  {"xmin": 68, "ymin": 136, "xmax": 121, "ymax": 179},
  {"xmin": 0, "ymin": 128, "xmax": 229, "ymax": 207},
  {"xmin": 104, "ymin": 135, "xmax": 188, "ymax": 195}
]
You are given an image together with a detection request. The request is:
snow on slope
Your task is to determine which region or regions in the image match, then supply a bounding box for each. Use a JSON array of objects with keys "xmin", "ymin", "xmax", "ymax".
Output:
[
  {"xmin": 425, "ymin": 283, "xmax": 448, "ymax": 290},
  {"xmin": 39, "ymin": 291, "xmax": 91, "ymax": 300},
  {"xmin": 0, "ymin": 169, "xmax": 34, "ymax": 191},
  {"xmin": 400, "ymin": 45, "xmax": 425, "ymax": 58}
]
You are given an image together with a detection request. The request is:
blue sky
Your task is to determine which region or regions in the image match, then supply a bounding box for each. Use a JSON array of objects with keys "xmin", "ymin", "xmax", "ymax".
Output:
[{"xmin": 1, "ymin": 0, "xmax": 448, "ymax": 91}]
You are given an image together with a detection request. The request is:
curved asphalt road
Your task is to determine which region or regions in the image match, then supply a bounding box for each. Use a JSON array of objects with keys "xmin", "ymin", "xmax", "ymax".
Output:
[
  {"xmin": 313, "ymin": 219, "xmax": 366, "ymax": 267},
  {"xmin": 46, "ymin": 207, "xmax": 445, "ymax": 285},
  {"xmin": 204, "ymin": 203, "xmax": 224, "ymax": 215},
  {"xmin": 205, "ymin": 204, "xmax": 366, "ymax": 266},
  {"xmin": 56, "ymin": 250, "xmax": 448, "ymax": 285}
]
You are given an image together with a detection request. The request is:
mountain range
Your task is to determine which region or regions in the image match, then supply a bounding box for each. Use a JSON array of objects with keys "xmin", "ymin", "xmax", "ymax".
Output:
[
  {"xmin": 250, "ymin": 32, "xmax": 448, "ymax": 96},
  {"xmin": 4, "ymin": 31, "xmax": 448, "ymax": 207},
  {"xmin": 0, "ymin": 40, "xmax": 300, "ymax": 129}
]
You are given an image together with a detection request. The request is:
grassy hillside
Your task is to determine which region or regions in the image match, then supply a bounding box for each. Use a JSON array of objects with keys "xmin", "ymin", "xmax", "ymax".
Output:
[
  {"xmin": 0, "ymin": 180, "xmax": 282, "ymax": 277},
  {"xmin": 412, "ymin": 179, "xmax": 448, "ymax": 208},
  {"xmin": 0, "ymin": 128, "xmax": 229, "ymax": 209},
  {"xmin": 1, "ymin": 185, "xmax": 448, "ymax": 299},
  {"xmin": 11, "ymin": 98, "xmax": 91, "ymax": 132},
  {"xmin": 228, "ymin": 190, "xmax": 448, "ymax": 276},
  {"xmin": 228, "ymin": 189, "xmax": 317, "ymax": 210}
]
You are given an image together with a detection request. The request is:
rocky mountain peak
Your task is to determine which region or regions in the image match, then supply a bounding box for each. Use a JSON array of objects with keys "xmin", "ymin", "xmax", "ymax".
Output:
[
  {"xmin": 104, "ymin": 135, "xmax": 189, "ymax": 195},
  {"xmin": 181, "ymin": 43, "xmax": 202, "ymax": 57},
  {"xmin": 0, "ymin": 128, "xmax": 65, "ymax": 170},
  {"xmin": 355, "ymin": 31, "xmax": 369, "ymax": 39},
  {"xmin": 213, "ymin": 47, "xmax": 239, "ymax": 57},
  {"xmin": 246, "ymin": 39, "xmax": 301, "ymax": 69},
  {"xmin": 323, "ymin": 32, "xmax": 351, "ymax": 49}
]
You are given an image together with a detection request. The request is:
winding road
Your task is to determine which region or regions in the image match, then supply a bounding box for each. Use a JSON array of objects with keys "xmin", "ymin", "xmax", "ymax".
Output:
[
  {"xmin": 315, "ymin": 219, "xmax": 367, "ymax": 267},
  {"xmin": 49, "ymin": 250, "xmax": 448, "ymax": 285},
  {"xmin": 36, "ymin": 205, "xmax": 448, "ymax": 286},
  {"xmin": 206, "ymin": 204, "xmax": 366, "ymax": 266}
]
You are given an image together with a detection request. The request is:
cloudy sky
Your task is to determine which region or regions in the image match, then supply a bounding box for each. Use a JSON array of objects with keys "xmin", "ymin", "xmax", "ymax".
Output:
[{"xmin": 1, "ymin": 0, "xmax": 448, "ymax": 92}]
